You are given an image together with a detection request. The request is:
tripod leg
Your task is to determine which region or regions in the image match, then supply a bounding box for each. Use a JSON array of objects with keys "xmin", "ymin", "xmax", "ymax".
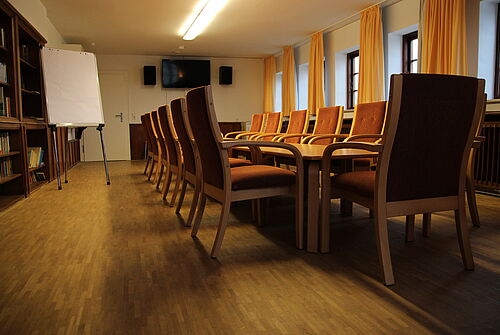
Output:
[
  {"xmin": 97, "ymin": 125, "xmax": 111, "ymax": 185},
  {"xmin": 51, "ymin": 125, "xmax": 62, "ymax": 190}
]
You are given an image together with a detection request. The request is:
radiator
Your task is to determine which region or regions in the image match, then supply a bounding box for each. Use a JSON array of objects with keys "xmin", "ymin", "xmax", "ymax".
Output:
[{"xmin": 475, "ymin": 121, "xmax": 500, "ymax": 190}]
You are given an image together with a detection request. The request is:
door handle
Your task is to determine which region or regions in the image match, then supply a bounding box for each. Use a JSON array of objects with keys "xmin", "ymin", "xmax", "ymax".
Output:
[{"xmin": 115, "ymin": 112, "xmax": 123, "ymax": 122}]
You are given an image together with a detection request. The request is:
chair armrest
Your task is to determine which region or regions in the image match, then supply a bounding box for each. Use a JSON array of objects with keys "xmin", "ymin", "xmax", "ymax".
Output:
[
  {"xmin": 274, "ymin": 133, "xmax": 311, "ymax": 142},
  {"xmin": 224, "ymin": 131, "xmax": 249, "ymax": 139},
  {"xmin": 321, "ymin": 142, "xmax": 382, "ymax": 173},
  {"xmin": 234, "ymin": 131, "xmax": 261, "ymax": 139},
  {"xmin": 345, "ymin": 134, "xmax": 383, "ymax": 142},
  {"xmin": 305, "ymin": 134, "xmax": 348, "ymax": 144},
  {"xmin": 221, "ymin": 140, "xmax": 304, "ymax": 178},
  {"xmin": 252, "ymin": 133, "xmax": 283, "ymax": 141}
]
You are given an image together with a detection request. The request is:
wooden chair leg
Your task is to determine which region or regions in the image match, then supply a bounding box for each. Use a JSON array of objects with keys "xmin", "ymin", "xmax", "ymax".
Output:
[
  {"xmin": 186, "ymin": 181, "xmax": 201, "ymax": 227},
  {"xmin": 374, "ymin": 211, "xmax": 395, "ymax": 286},
  {"xmin": 169, "ymin": 166, "xmax": 182, "ymax": 207},
  {"xmin": 143, "ymin": 156, "xmax": 150, "ymax": 174},
  {"xmin": 455, "ymin": 206, "xmax": 474, "ymax": 270},
  {"xmin": 175, "ymin": 180, "xmax": 188, "ymax": 214},
  {"xmin": 147, "ymin": 160, "xmax": 155, "ymax": 181},
  {"xmin": 256, "ymin": 198, "xmax": 268, "ymax": 227},
  {"xmin": 422, "ymin": 213, "xmax": 431, "ymax": 237},
  {"xmin": 191, "ymin": 194, "xmax": 207, "ymax": 237},
  {"xmin": 295, "ymin": 182, "xmax": 304, "ymax": 250},
  {"xmin": 211, "ymin": 200, "xmax": 231, "ymax": 258},
  {"xmin": 161, "ymin": 168, "xmax": 172, "ymax": 200},
  {"xmin": 405, "ymin": 215, "xmax": 415, "ymax": 242},
  {"xmin": 466, "ymin": 174, "xmax": 480, "ymax": 227},
  {"xmin": 156, "ymin": 164, "xmax": 164, "ymax": 190}
]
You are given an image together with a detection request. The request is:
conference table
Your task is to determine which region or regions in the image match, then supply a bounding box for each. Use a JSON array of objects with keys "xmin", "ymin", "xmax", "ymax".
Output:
[{"xmin": 235, "ymin": 143, "xmax": 379, "ymax": 253}]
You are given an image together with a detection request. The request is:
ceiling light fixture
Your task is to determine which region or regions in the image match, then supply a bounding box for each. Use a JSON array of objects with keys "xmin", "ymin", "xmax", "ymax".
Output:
[{"xmin": 178, "ymin": 0, "xmax": 229, "ymax": 41}]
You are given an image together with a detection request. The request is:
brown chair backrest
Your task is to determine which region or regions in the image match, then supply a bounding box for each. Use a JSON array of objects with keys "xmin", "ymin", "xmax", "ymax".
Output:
[
  {"xmin": 141, "ymin": 114, "xmax": 155, "ymax": 155},
  {"xmin": 350, "ymin": 101, "xmax": 387, "ymax": 141},
  {"xmin": 170, "ymin": 98, "xmax": 196, "ymax": 175},
  {"xmin": 249, "ymin": 113, "xmax": 264, "ymax": 132},
  {"xmin": 311, "ymin": 106, "xmax": 344, "ymax": 144},
  {"xmin": 186, "ymin": 86, "xmax": 225, "ymax": 189},
  {"xmin": 157, "ymin": 105, "xmax": 178, "ymax": 166},
  {"xmin": 147, "ymin": 112, "xmax": 160, "ymax": 156},
  {"xmin": 149, "ymin": 111, "xmax": 168, "ymax": 160},
  {"xmin": 284, "ymin": 109, "xmax": 308, "ymax": 143},
  {"xmin": 262, "ymin": 112, "xmax": 282, "ymax": 133},
  {"xmin": 380, "ymin": 74, "xmax": 485, "ymax": 202}
]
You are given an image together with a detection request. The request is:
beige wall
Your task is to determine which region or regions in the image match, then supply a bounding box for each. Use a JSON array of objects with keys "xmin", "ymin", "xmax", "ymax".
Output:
[
  {"xmin": 7, "ymin": 0, "xmax": 65, "ymax": 47},
  {"xmin": 96, "ymin": 55, "xmax": 264, "ymax": 124}
]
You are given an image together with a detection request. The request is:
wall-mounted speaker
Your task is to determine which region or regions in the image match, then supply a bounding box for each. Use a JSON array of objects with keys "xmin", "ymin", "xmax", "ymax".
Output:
[
  {"xmin": 219, "ymin": 66, "xmax": 232, "ymax": 85},
  {"xmin": 143, "ymin": 66, "xmax": 156, "ymax": 85}
]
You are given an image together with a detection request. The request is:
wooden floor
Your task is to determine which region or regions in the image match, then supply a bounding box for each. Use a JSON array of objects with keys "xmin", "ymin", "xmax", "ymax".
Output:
[{"xmin": 0, "ymin": 161, "xmax": 499, "ymax": 334}]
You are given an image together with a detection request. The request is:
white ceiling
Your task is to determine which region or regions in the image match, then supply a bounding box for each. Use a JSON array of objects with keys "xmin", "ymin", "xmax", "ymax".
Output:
[{"xmin": 40, "ymin": 0, "xmax": 381, "ymax": 58}]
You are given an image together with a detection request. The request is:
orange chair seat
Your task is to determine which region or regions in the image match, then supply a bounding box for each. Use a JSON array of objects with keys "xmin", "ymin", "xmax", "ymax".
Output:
[
  {"xmin": 331, "ymin": 171, "xmax": 375, "ymax": 198},
  {"xmin": 228, "ymin": 158, "xmax": 253, "ymax": 167},
  {"xmin": 231, "ymin": 165, "xmax": 295, "ymax": 191}
]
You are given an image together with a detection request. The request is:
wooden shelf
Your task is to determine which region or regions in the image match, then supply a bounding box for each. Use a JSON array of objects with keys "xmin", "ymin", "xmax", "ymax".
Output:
[
  {"xmin": 20, "ymin": 57, "xmax": 36, "ymax": 69},
  {"xmin": 0, "ymin": 151, "xmax": 20, "ymax": 158},
  {"xmin": 0, "ymin": 80, "xmax": 9, "ymax": 87},
  {"xmin": 0, "ymin": 45, "xmax": 8, "ymax": 52},
  {"xmin": 28, "ymin": 163, "xmax": 45, "ymax": 172},
  {"xmin": 0, "ymin": 194, "xmax": 24, "ymax": 210},
  {"xmin": 0, "ymin": 173, "xmax": 22, "ymax": 185}
]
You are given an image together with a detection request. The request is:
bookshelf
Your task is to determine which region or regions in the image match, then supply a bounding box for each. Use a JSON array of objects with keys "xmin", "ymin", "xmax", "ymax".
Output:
[{"xmin": 0, "ymin": 0, "xmax": 49, "ymax": 209}]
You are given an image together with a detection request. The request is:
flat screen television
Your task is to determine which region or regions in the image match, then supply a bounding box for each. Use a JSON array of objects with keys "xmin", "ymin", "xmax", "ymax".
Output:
[{"xmin": 162, "ymin": 59, "xmax": 211, "ymax": 88}]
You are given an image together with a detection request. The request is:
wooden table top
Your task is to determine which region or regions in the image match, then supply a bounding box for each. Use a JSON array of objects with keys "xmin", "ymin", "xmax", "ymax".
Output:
[{"xmin": 234, "ymin": 143, "xmax": 379, "ymax": 160}]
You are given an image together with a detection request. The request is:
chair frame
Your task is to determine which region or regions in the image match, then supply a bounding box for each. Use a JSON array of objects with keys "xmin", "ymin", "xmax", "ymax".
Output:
[
  {"xmin": 320, "ymin": 75, "xmax": 485, "ymax": 285},
  {"xmin": 277, "ymin": 106, "xmax": 344, "ymax": 144},
  {"xmin": 185, "ymin": 86, "xmax": 304, "ymax": 258},
  {"xmin": 224, "ymin": 113, "xmax": 265, "ymax": 139},
  {"xmin": 141, "ymin": 114, "xmax": 156, "ymax": 176},
  {"xmin": 234, "ymin": 112, "xmax": 284, "ymax": 140},
  {"xmin": 251, "ymin": 110, "xmax": 309, "ymax": 142},
  {"xmin": 306, "ymin": 102, "xmax": 387, "ymax": 144},
  {"xmin": 147, "ymin": 112, "xmax": 162, "ymax": 184},
  {"xmin": 156, "ymin": 105, "xmax": 184, "ymax": 206}
]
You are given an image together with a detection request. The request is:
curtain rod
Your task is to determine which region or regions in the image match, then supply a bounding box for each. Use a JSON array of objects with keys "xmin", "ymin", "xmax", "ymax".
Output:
[{"xmin": 273, "ymin": 0, "xmax": 402, "ymax": 56}]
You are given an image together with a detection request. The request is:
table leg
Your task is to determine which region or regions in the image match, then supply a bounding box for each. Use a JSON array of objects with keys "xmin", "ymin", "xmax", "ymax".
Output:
[{"xmin": 306, "ymin": 160, "xmax": 320, "ymax": 252}]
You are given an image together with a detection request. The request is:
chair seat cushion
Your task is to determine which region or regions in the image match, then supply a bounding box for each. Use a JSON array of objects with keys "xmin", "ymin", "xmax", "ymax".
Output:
[
  {"xmin": 231, "ymin": 165, "xmax": 296, "ymax": 191},
  {"xmin": 331, "ymin": 171, "xmax": 375, "ymax": 198},
  {"xmin": 228, "ymin": 158, "xmax": 253, "ymax": 167}
]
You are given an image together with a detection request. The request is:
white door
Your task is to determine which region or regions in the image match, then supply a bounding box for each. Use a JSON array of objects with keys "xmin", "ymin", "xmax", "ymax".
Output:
[{"xmin": 82, "ymin": 71, "xmax": 130, "ymax": 161}]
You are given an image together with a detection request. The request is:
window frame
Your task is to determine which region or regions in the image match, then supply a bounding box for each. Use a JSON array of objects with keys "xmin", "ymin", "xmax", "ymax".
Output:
[
  {"xmin": 494, "ymin": 3, "xmax": 500, "ymax": 99},
  {"xmin": 346, "ymin": 50, "xmax": 359, "ymax": 109},
  {"xmin": 402, "ymin": 31, "xmax": 418, "ymax": 74}
]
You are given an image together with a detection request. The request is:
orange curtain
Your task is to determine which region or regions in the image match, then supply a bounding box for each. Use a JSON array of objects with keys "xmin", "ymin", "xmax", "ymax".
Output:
[
  {"xmin": 307, "ymin": 32, "xmax": 325, "ymax": 115},
  {"xmin": 282, "ymin": 46, "xmax": 296, "ymax": 116},
  {"xmin": 358, "ymin": 5, "xmax": 385, "ymax": 104},
  {"xmin": 421, "ymin": 0, "xmax": 467, "ymax": 75},
  {"xmin": 263, "ymin": 56, "xmax": 276, "ymax": 113}
]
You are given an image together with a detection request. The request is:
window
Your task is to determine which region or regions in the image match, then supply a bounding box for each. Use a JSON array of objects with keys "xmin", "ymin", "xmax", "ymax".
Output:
[
  {"xmin": 297, "ymin": 63, "xmax": 309, "ymax": 110},
  {"xmin": 275, "ymin": 72, "xmax": 282, "ymax": 112},
  {"xmin": 403, "ymin": 31, "xmax": 418, "ymax": 73},
  {"xmin": 347, "ymin": 50, "xmax": 359, "ymax": 109},
  {"xmin": 495, "ymin": 3, "xmax": 500, "ymax": 99}
]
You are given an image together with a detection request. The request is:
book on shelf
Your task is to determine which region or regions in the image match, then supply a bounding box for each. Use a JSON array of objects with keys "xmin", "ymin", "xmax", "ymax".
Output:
[
  {"xmin": 0, "ymin": 158, "xmax": 13, "ymax": 177},
  {"xmin": 5, "ymin": 96, "xmax": 10, "ymax": 117},
  {"xmin": 27, "ymin": 147, "xmax": 44, "ymax": 169},
  {"xmin": 0, "ymin": 132, "xmax": 10, "ymax": 154},
  {"xmin": 0, "ymin": 87, "xmax": 4, "ymax": 116},
  {"xmin": 34, "ymin": 171, "xmax": 46, "ymax": 182},
  {"xmin": 0, "ymin": 28, "xmax": 5, "ymax": 48},
  {"xmin": 0, "ymin": 62, "xmax": 7, "ymax": 83}
]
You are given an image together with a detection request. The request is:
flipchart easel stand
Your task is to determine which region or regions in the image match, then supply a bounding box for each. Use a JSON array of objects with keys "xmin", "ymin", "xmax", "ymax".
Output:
[{"xmin": 50, "ymin": 124, "xmax": 110, "ymax": 190}]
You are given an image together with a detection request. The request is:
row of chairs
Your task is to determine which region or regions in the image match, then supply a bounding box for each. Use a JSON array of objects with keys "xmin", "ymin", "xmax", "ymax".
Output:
[
  {"xmin": 141, "ymin": 92, "xmax": 304, "ymax": 257},
  {"xmin": 141, "ymin": 74, "xmax": 485, "ymax": 286}
]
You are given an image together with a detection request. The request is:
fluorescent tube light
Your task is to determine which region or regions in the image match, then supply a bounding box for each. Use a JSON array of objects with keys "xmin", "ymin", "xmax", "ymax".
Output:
[{"xmin": 179, "ymin": 0, "xmax": 229, "ymax": 41}]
